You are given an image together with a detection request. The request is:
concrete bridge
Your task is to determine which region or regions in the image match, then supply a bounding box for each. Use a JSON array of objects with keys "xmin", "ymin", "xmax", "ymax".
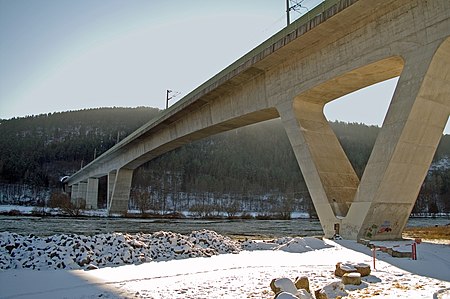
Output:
[{"xmin": 66, "ymin": 0, "xmax": 450, "ymax": 240}]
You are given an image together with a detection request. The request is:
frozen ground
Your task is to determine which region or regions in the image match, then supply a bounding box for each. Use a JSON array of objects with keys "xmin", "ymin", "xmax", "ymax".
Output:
[{"xmin": 0, "ymin": 231, "xmax": 449, "ymax": 299}]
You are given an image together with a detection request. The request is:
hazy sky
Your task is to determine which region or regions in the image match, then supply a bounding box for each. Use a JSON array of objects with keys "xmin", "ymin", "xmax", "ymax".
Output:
[{"xmin": 0, "ymin": 0, "xmax": 448, "ymax": 132}]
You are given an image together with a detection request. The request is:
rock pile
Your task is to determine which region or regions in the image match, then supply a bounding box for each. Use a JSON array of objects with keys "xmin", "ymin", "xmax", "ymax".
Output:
[
  {"xmin": 270, "ymin": 261, "xmax": 372, "ymax": 298},
  {"xmin": 270, "ymin": 277, "xmax": 349, "ymax": 299},
  {"xmin": 0, "ymin": 231, "xmax": 333, "ymax": 273},
  {"xmin": 0, "ymin": 230, "xmax": 241, "ymax": 270},
  {"xmin": 332, "ymin": 262, "xmax": 370, "ymax": 288},
  {"xmin": 334, "ymin": 262, "xmax": 371, "ymax": 277}
]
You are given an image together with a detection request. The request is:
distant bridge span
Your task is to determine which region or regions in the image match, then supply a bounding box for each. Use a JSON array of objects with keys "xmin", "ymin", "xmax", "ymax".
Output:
[{"xmin": 66, "ymin": 0, "xmax": 450, "ymax": 240}]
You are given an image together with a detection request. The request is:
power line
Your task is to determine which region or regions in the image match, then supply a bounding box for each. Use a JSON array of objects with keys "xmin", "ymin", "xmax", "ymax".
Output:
[
  {"xmin": 290, "ymin": 0, "xmax": 309, "ymax": 13},
  {"xmin": 286, "ymin": 0, "xmax": 311, "ymax": 26}
]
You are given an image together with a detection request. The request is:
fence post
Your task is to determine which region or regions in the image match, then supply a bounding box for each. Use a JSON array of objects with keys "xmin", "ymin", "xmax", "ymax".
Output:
[
  {"xmin": 412, "ymin": 243, "xmax": 417, "ymax": 260},
  {"xmin": 372, "ymin": 246, "xmax": 376, "ymax": 270}
]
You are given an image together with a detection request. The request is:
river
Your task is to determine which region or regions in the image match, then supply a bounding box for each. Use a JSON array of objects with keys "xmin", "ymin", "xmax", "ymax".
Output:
[{"xmin": 0, "ymin": 216, "xmax": 448, "ymax": 238}]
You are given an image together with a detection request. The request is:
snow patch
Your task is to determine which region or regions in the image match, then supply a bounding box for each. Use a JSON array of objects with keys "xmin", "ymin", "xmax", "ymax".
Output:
[{"xmin": 242, "ymin": 236, "xmax": 332, "ymax": 253}]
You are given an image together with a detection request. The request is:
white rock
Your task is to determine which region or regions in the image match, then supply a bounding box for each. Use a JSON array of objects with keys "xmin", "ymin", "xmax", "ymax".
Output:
[
  {"xmin": 273, "ymin": 278, "xmax": 298, "ymax": 295},
  {"xmin": 315, "ymin": 281, "xmax": 348, "ymax": 299}
]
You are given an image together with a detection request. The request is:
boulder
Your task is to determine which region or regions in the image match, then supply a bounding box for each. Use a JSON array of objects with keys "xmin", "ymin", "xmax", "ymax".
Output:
[
  {"xmin": 294, "ymin": 276, "xmax": 310, "ymax": 293},
  {"xmin": 355, "ymin": 263, "xmax": 371, "ymax": 276},
  {"xmin": 334, "ymin": 262, "xmax": 357, "ymax": 277},
  {"xmin": 270, "ymin": 278, "xmax": 298, "ymax": 295},
  {"xmin": 342, "ymin": 272, "xmax": 361, "ymax": 285},
  {"xmin": 335, "ymin": 262, "xmax": 371, "ymax": 277},
  {"xmin": 315, "ymin": 281, "xmax": 347, "ymax": 299},
  {"xmin": 270, "ymin": 279, "xmax": 279, "ymax": 294}
]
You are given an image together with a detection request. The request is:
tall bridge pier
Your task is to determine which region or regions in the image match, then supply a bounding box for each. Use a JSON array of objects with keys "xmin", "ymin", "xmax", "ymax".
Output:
[{"xmin": 278, "ymin": 41, "xmax": 450, "ymax": 239}]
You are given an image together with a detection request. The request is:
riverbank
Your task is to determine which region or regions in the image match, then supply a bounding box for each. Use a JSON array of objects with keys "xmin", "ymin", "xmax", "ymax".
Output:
[
  {"xmin": 403, "ymin": 225, "xmax": 450, "ymax": 242},
  {"xmin": 1, "ymin": 205, "xmax": 449, "ymax": 239},
  {"xmin": 0, "ymin": 232, "xmax": 448, "ymax": 298},
  {"xmin": 3, "ymin": 204, "xmax": 449, "ymax": 221},
  {"xmin": 0, "ymin": 204, "xmax": 313, "ymax": 220}
]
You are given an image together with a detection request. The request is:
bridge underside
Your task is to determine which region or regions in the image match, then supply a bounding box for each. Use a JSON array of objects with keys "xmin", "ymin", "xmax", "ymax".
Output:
[{"xmin": 68, "ymin": 0, "xmax": 450, "ymax": 240}]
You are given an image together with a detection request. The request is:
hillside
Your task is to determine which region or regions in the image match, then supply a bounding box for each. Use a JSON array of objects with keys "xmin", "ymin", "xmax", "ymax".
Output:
[
  {"xmin": 0, "ymin": 108, "xmax": 449, "ymax": 216},
  {"xmin": 0, "ymin": 107, "xmax": 161, "ymax": 186}
]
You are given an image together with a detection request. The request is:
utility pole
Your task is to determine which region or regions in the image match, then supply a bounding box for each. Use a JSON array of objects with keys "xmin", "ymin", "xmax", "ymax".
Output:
[
  {"xmin": 286, "ymin": 0, "xmax": 309, "ymax": 26},
  {"xmin": 286, "ymin": 0, "xmax": 291, "ymax": 26},
  {"xmin": 166, "ymin": 89, "xmax": 180, "ymax": 109},
  {"xmin": 166, "ymin": 90, "xmax": 171, "ymax": 109}
]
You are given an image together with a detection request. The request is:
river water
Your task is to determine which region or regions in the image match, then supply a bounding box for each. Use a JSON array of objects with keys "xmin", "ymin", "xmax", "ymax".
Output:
[{"xmin": 0, "ymin": 216, "xmax": 448, "ymax": 238}]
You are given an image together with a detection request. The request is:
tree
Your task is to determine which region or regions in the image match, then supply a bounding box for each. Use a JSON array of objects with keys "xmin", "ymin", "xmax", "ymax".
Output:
[
  {"xmin": 133, "ymin": 189, "xmax": 151, "ymax": 215},
  {"xmin": 48, "ymin": 191, "xmax": 85, "ymax": 216},
  {"xmin": 223, "ymin": 198, "xmax": 240, "ymax": 218}
]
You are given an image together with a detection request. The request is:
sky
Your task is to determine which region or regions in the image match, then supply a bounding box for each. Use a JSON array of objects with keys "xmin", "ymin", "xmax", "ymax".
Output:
[{"xmin": 0, "ymin": 0, "xmax": 448, "ymax": 132}]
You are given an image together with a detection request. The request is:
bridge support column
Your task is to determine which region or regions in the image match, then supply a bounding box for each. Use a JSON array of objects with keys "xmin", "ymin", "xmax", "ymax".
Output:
[
  {"xmin": 278, "ymin": 39, "xmax": 450, "ymax": 240},
  {"xmin": 86, "ymin": 178, "xmax": 99, "ymax": 209},
  {"xmin": 107, "ymin": 170, "xmax": 116, "ymax": 210},
  {"xmin": 70, "ymin": 184, "xmax": 79, "ymax": 201},
  {"xmin": 278, "ymin": 99, "xmax": 359, "ymax": 238},
  {"xmin": 343, "ymin": 39, "xmax": 450, "ymax": 240},
  {"xmin": 78, "ymin": 181, "xmax": 87, "ymax": 200},
  {"xmin": 108, "ymin": 168, "xmax": 133, "ymax": 215}
]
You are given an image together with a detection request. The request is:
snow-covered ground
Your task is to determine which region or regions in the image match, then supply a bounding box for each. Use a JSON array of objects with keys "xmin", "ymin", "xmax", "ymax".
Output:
[{"xmin": 0, "ymin": 230, "xmax": 449, "ymax": 299}]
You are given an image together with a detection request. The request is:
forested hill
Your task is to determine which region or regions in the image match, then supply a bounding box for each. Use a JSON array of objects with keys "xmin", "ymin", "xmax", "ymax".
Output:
[
  {"xmin": 1, "ymin": 107, "xmax": 449, "ymax": 215},
  {"xmin": 0, "ymin": 107, "xmax": 161, "ymax": 186}
]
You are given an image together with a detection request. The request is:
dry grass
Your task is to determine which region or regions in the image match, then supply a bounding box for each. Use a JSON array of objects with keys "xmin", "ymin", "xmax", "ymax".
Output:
[
  {"xmin": 232, "ymin": 227, "xmax": 450, "ymax": 242},
  {"xmin": 403, "ymin": 226, "xmax": 450, "ymax": 241}
]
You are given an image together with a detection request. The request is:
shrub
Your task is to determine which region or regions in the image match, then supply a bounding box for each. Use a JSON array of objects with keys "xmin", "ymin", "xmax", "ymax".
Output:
[{"xmin": 48, "ymin": 192, "xmax": 85, "ymax": 216}]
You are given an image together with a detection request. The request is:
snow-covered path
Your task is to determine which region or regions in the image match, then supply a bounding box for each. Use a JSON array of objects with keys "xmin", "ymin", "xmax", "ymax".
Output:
[{"xmin": 1, "ymin": 238, "xmax": 449, "ymax": 299}]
